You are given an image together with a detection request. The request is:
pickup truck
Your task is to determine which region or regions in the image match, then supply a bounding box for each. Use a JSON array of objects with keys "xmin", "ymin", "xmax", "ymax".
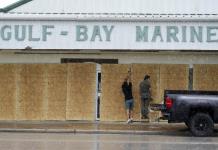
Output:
[{"xmin": 153, "ymin": 90, "xmax": 218, "ymax": 136}]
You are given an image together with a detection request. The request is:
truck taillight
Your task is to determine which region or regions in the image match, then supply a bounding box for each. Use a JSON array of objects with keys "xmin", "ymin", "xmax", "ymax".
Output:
[{"xmin": 166, "ymin": 96, "xmax": 173, "ymax": 109}]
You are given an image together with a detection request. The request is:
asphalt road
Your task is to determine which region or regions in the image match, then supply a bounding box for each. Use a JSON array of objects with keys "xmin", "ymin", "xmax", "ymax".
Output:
[{"xmin": 0, "ymin": 132, "xmax": 218, "ymax": 150}]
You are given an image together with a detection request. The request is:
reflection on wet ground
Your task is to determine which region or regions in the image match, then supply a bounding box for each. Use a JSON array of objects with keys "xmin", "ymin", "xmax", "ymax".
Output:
[{"xmin": 0, "ymin": 132, "xmax": 218, "ymax": 150}]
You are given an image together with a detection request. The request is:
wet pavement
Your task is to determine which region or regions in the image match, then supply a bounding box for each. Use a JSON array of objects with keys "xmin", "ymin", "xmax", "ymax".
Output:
[
  {"xmin": 0, "ymin": 121, "xmax": 218, "ymax": 150},
  {"xmin": 0, "ymin": 132, "xmax": 218, "ymax": 150}
]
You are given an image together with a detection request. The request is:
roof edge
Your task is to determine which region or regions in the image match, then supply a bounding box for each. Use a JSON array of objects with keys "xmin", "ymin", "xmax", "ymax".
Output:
[
  {"xmin": 0, "ymin": 0, "xmax": 33, "ymax": 13},
  {"xmin": 1, "ymin": 13, "xmax": 218, "ymax": 22}
]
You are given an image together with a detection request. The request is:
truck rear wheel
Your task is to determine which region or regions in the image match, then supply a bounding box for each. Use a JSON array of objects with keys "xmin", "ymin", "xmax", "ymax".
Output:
[{"xmin": 190, "ymin": 113, "xmax": 214, "ymax": 137}]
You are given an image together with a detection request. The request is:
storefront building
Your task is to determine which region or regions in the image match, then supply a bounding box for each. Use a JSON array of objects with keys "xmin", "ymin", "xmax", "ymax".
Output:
[{"xmin": 0, "ymin": 0, "xmax": 218, "ymax": 121}]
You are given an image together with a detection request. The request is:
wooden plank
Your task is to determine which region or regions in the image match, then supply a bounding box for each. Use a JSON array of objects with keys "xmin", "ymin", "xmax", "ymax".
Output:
[
  {"xmin": 101, "ymin": 64, "xmax": 130, "ymax": 121},
  {"xmin": 132, "ymin": 64, "xmax": 160, "ymax": 121},
  {"xmin": 160, "ymin": 64, "xmax": 189, "ymax": 101},
  {"xmin": 46, "ymin": 64, "xmax": 67, "ymax": 120},
  {"xmin": 16, "ymin": 64, "xmax": 46, "ymax": 120},
  {"xmin": 193, "ymin": 64, "xmax": 218, "ymax": 90},
  {"xmin": 0, "ymin": 64, "xmax": 16, "ymax": 120},
  {"xmin": 66, "ymin": 63, "xmax": 96, "ymax": 120}
]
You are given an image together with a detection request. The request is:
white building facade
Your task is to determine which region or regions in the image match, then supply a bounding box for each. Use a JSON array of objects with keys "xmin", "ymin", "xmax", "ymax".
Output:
[{"xmin": 0, "ymin": 0, "xmax": 218, "ymax": 65}]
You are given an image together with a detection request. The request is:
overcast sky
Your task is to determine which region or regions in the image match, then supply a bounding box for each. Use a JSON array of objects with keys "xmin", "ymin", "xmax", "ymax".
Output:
[{"xmin": 0, "ymin": 0, "xmax": 19, "ymax": 8}]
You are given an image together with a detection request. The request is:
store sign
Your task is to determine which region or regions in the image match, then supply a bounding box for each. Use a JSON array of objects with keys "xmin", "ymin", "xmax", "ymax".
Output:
[{"xmin": 0, "ymin": 21, "xmax": 218, "ymax": 50}]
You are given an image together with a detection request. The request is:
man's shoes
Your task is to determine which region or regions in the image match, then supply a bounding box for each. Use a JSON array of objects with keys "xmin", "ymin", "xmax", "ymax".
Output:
[
  {"xmin": 127, "ymin": 119, "xmax": 131, "ymax": 124},
  {"xmin": 130, "ymin": 118, "xmax": 133, "ymax": 123},
  {"xmin": 127, "ymin": 118, "xmax": 133, "ymax": 124}
]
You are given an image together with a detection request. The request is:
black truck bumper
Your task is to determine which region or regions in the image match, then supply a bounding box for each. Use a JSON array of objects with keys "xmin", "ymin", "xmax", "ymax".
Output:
[{"xmin": 150, "ymin": 104, "xmax": 170, "ymax": 120}]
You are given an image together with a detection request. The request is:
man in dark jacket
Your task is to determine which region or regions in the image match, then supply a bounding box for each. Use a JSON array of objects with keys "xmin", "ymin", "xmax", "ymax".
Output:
[
  {"xmin": 139, "ymin": 74, "xmax": 151, "ymax": 119},
  {"xmin": 122, "ymin": 73, "xmax": 134, "ymax": 124}
]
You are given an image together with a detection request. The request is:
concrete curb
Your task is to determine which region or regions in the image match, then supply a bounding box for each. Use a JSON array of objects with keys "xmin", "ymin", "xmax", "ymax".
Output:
[{"xmin": 0, "ymin": 128, "xmax": 185, "ymax": 135}]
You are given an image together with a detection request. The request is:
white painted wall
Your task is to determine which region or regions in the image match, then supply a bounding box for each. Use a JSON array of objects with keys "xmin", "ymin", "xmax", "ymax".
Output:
[{"xmin": 0, "ymin": 51, "xmax": 218, "ymax": 65}]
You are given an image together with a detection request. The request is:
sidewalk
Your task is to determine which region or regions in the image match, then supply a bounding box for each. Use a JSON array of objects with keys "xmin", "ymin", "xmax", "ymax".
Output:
[{"xmin": 0, "ymin": 120, "xmax": 188, "ymax": 135}]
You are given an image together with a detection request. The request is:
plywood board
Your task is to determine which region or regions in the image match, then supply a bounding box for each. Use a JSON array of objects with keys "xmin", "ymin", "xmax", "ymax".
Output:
[
  {"xmin": 16, "ymin": 64, "xmax": 46, "ymax": 120},
  {"xmin": 46, "ymin": 64, "xmax": 67, "ymax": 120},
  {"xmin": 159, "ymin": 64, "xmax": 189, "ymax": 100},
  {"xmin": 66, "ymin": 63, "xmax": 96, "ymax": 120},
  {"xmin": 0, "ymin": 64, "xmax": 16, "ymax": 120},
  {"xmin": 131, "ymin": 64, "xmax": 160, "ymax": 121},
  {"xmin": 193, "ymin": 64, "xmax": 218, "ymax": 90},
  {"xmin": 101, "ymin": 64, "xmax": 131, "ymax": 121}
]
